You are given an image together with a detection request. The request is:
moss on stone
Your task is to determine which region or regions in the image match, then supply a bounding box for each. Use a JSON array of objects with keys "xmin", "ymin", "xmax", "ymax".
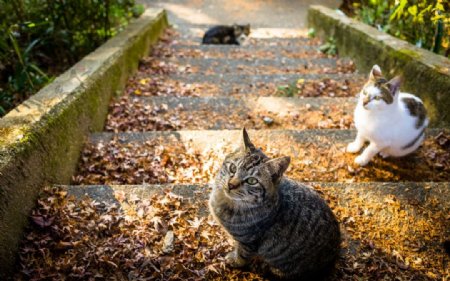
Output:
[
  {"xmin": 0, "ymin": 9, "xmax": 169, "ymax": 278},
  {"xmin": 308, "ymin": 5, "xmax": 450, "ymax": 127},
  {"xmin": 397, "ymin": 48, "xmax": 422, "ymax": 60}
]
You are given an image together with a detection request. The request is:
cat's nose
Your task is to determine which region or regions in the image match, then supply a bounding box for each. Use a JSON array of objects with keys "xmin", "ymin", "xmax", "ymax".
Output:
[{"xmin": 228, "ymin": 178, "xmax": 240, "ymax": 190}]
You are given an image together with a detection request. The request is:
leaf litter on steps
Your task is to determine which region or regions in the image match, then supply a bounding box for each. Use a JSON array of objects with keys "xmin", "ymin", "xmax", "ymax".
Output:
[
  {"xmin": 73, "ymin": 131, "xmax": 450, "ymax": 185},
  {"xmin": 104, "ymin": 95, "xmax": 354, "ymax": 132},
  {"xmin": 16, "ymin": 184, "xmax": 448, "ymax": 280}
]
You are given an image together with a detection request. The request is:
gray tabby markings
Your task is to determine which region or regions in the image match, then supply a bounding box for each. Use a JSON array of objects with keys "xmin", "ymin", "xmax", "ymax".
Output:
[
  {"xmin": 402, "ymin": 97, "xmax": 427, "ymax": 129},
  {"xmin": 209, "ymin": 129, "xmax": 341, "ymax": 280},
  {"xmin": 402, "ymin": 128, "xmax": 425, "ymax": 150}
]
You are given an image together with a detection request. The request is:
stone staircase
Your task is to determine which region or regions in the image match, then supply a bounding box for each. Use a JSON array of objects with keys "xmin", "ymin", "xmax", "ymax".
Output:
[{"xmin": 17, "ymin": 23, "xmax": 449, "ymax": 280}]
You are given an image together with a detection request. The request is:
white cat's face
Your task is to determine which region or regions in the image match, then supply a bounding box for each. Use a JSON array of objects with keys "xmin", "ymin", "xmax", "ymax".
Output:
[
  {"xmin": 359, "ymin": 64, "xmax": 401, "ymax": 111},
  {"xmin": 360, "ymin": 85, "xmax": 392, "ymax": 111}
]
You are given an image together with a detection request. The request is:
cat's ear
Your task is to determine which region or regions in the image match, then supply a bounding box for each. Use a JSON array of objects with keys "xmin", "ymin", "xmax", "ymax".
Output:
[
  {"xmin": 369, "ymin": 65, "xmax": 382, "ymax": 81},
  {"xmin": 242, "ymin": 128, "xmax": 256, "ymax": 152},
  {"xmin": 387, "ymin": 76, "xmax": 402, "ymax": 96},
  {"xmin": 265, "ymin": 156, "xmax": 290, "ymax": 184}
]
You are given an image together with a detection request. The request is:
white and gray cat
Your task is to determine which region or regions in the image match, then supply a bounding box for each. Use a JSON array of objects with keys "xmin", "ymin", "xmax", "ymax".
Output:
[
  {"xmin": 202, "ymin": 24, "xmax": 250, "ymax": 45},
  {"xmin": 347, "ymin": 65, "xmax": 429, "ymax": 166}
]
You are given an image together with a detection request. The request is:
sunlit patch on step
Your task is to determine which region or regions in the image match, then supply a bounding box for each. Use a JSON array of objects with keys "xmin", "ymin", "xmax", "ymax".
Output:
[
  {"xmin": 248, "ymin": 27, "xmax": 309, "ymax": 38},
  {"xmin": 105, "ymin": 96, "xmax": 354, "ymax": 132},
  {"xmin": 74, "ymin": 130, "xmax": 450, "ymax": 185},
  {"xmin": 171, "ymin": 46, "xmax": 332, "ymax": 60},
  {"xmin": 124, "ymin": 75, "xmax": 365, "ymax": 98}
]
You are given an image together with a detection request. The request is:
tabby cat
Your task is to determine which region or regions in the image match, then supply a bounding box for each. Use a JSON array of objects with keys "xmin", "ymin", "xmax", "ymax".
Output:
[
  {"xmin": 209, "ymin": 129, "xmax": 341, "ymax": 280},
  {"xmin": 202, "ymin": 24, "xmax": 250, "ymax": 45},
  {"xmin": 347, "ymin": 65, "xmax": 429, "ymax": 166}
]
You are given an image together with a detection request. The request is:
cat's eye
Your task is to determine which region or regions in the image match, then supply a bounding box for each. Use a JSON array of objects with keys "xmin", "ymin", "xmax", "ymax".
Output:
[
  {"xmin": 228, "ymin": 163, "xmax": 237, "ymax": 174},
  {"xmin": 374, "ymin": 96, "xmax": 381, "ymax": 100},
  {"xmin": 245, "ymin": 177, "xmax": 258, "ymax": 185}
]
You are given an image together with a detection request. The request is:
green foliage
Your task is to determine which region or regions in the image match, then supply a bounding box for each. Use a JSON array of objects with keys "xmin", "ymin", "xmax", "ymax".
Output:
[
  {"xmin": 0, "ymin": 0, "xmax": 140, "ymax": 116},
  {"xmin": 308, "ymin": 28, "xmax": 316, "ymax": 38},
  {"xmin": 276, "ymin": 83, "xmax": 297, "ymax": 97},
  {"xmin": 132, "ymin": 4, "xmax": 146, "ymax": 18},
  {"xmin": 319, "ymin": 37, "xmax": 338, "ymax": 56},
  {"xmin": 352, "ymin": 0, "xmax": 449, "ymax": 55},
  {"xmin": 276, "ymin": 79, "xmax": 306, "ymax": 97}
]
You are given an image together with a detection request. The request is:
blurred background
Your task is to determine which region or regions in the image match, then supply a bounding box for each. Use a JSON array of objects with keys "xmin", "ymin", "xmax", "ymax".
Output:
[{"xmin": 0, "ymin": 0, "xmax": 448, "ymax": 117}]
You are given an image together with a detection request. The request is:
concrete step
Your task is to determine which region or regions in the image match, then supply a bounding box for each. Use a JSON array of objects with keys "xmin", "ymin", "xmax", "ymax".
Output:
[
  {"xmin": 73, "ymin": 129, "xmax": 449, "ymax": 185},
  {"xmin": 174, "ymin": 35, "xmax": 324, "ymax": 47},
  {"xmin": 128, "ymin": 73, "xmax": 366, "ymax": 97},
  {"xmin": 65, "ymin": 182, "xmax": 449, "ymax": 211},
  {"xmin": 168, "ymin": 44, "xmax": 327, "ymax": 60},
  {"xmin": 59, "ymin": 182, "xmax": 448, "ymax": 279},
  {"xmin": 141, "ymin": 57, "xmax": 356, "ymax": 76},
  {"xmin": 172, "ymin": 25, "xmax": 318, "ymax": 46},
  {"xmin": 105, "ymin": 96, "xmax": 355, "ymax": 131}
]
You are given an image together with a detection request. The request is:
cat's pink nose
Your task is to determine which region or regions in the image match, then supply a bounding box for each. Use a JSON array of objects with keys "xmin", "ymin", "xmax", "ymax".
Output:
[
  {"xmin": 228, "ymin": 178, "xmax": 240, "ymax": 190},
  {"xmin": 228, "ymin": 182, "xmax": 239, "ymax": 190}
]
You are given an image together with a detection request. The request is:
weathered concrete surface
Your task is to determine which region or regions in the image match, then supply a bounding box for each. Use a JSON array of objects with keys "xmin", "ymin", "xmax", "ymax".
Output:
[
  {"xmin": 162, "ymin": 57, "xmax": 347, "ymax": 76},
  {"xmin": 127, "ymin": 96, "xmax": 354, "ymax": 112},
  {"xmin": 88, "ymin": 128, "xmax": 445, "ymax": 148},
  {"xmin": 64, "ymin": 182, "xmax": 449, "ymax": 213},
  {"xmin": 0, "ymin": 9, "xmax": 168, "ymax": 277},
  {"xmin": 141, "ymin": 0, "xmax": 341, "ymax": 28},
  {"xmin": 170, "ymin": 43, "xmax": 317, "ymax": 53},
  {"xmin": 308, "ymin": 5, "xmax": 450, "ymax": 127}
]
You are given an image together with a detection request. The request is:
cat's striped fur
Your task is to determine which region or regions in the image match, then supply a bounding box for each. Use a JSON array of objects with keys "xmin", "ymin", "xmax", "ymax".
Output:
[{"xmin": 209, "ymin": 129, "xmax": 341, "ymax": 280}]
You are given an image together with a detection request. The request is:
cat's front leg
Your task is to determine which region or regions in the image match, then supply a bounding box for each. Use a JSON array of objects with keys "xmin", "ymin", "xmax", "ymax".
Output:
[
  {"xmin": 355, "ymin": 142, "xmax": 381, "ymax": 166},
  {"xmin": 225, "ymin": 243, "xmax": 252, "ymax": 268},
  {"xmin": 347, "ymin": 132, "xmax": 366, "ymax": 153}
]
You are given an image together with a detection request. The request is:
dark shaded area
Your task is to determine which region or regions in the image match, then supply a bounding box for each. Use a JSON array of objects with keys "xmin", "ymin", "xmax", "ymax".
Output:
[{"xmin": 0, "ymin": 0, "xmax": 139, "ymax": 116}]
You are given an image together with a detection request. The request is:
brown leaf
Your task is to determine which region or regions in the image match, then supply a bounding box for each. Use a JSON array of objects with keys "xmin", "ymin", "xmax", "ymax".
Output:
[{"xmin": 31, "ymin": 215, "xmax": 54, "ymax": 228}]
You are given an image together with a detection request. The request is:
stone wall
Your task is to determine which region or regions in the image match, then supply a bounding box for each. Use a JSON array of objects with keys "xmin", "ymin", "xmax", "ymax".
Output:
[
  {"xmin": 308, "ymin": 5, "xmax": 450, "ymax": 127},
  {"xmin": 0, "ymin": 9, "xmax": 168, "ymax": 277}
]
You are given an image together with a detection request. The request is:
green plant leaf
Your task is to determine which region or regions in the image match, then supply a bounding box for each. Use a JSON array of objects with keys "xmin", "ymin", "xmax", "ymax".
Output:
[
  {"xmin": 8, "ymin": 31, "xmax": 24, "ymax": 66},
  {"xmin": 389, "ymin": 0, "xmax": 408, "ymax": 21},
  {"xmin": 408, "ymin": 5, "xmax": 418, "ymax": 16},
  {"xmin": 24, "ymin": 39, "xmax": 40, "ymax": 56},
  {"xmin": 28, "ymin": 63, "xmax": 49, "ymax": 80},
  {"xmin": 435, "ymin": 3, "xmax": 444, "ymax": 11}
]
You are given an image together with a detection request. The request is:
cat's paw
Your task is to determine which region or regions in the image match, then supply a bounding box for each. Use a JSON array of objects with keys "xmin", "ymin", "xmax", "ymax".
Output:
[
  {"xmin": 347, "ymin": 142, "xmax": 362, "ymax": 153},
  {"xmin": 354, "ymin": 155, "xmax": 370, "ymax": 166},
  {"xmin": 379, "ymin": 151, "xmax": 390, "ymax": 158},
  {"xmin": 225, "ymin": 251, "xmax": 248, "ymax": 268},
  {"xmin": 270, "ymin": 266, "xmax": 285, "ymax": 278}
]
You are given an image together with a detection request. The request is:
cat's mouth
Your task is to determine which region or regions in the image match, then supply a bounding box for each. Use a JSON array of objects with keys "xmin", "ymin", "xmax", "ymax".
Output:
[{"xmin": 363, "ymin": 96, "xmax": 371, "ymax": 108}]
